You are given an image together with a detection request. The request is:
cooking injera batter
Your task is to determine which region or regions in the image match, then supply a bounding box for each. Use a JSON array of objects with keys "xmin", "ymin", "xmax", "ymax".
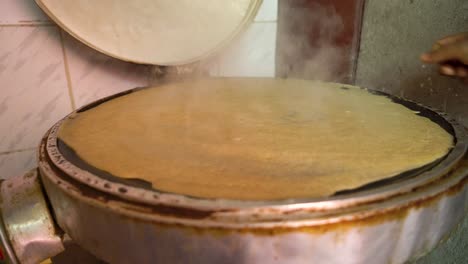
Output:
[{"xmin": 58, "ymin": 78, "xmax": 453, "ymax": 200}]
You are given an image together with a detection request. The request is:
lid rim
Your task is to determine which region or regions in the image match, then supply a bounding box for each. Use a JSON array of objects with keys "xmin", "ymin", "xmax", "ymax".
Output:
[{"xmin": 35, "ymin": 0, "xmax": 263, "ymax": 66}]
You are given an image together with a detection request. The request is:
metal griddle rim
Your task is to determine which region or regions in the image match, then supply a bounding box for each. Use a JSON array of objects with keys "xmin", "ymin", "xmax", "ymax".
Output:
[{"xmin": 44, "ymin": 79, "xmax": 468, "ymax": 211}]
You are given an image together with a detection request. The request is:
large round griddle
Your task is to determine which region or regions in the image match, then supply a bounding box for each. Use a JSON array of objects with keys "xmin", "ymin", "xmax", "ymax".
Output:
[
  {"xmin": 44, "ymin": 80, "xmax": 468, "ymax": 211},
  {"xmin": 35, "ymin": 80, "xmax": 468, "ymax": 264}
]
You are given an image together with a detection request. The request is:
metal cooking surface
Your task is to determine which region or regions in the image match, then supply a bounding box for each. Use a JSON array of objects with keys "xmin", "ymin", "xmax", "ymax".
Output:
[
  {"xmin": 44, "ymin": 84, "xmax": 468, "ymax": 210},
  {"xmin": 56, "ymin": 137, "xmax": 446, "ymax": 197},
  {"xmin": 59, "ymin": 85, "xmax": 458, "ymax": 196}
]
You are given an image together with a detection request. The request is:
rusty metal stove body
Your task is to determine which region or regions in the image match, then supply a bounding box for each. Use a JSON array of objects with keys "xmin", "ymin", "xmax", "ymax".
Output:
[
  {"xmin": 0, "ymin": 1, "xmax": 467, "ymax": 263},
  {"xmin": 0, "ymin": 86, "xmax": 467, "ymax": 264}
]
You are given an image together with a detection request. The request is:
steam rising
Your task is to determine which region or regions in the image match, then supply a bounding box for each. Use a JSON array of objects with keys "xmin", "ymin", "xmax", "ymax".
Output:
[
  {"xmin": 277, "ymin": 2, "xmax": 346, "ymax": 81},
  {"xmin": 149, "ymin": 2, "xmax": 348, "ymax": 83},
  {"xmin": 149, "ymin": 61, "xmax": 211, "ymax": 85}
]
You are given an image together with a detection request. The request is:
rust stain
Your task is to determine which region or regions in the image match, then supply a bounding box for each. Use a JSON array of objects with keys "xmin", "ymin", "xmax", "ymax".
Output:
[
  {"xmin": 43, "ymin": 148, "xmax": 219, "ymax": 220},
  {"xmin": 279, "ymin": 162, "xmax": 468, "ymax": 215},
  {"xmin": 173, "ymin": 176, "xmax": 467, "ymax": 237},
  {"xmin": 39, "ymin": 134, "xmax": 468, "ymax": 238},
  {"xmin": 61, "ymin": 173, "xmax": 466, "ymax": 238}
]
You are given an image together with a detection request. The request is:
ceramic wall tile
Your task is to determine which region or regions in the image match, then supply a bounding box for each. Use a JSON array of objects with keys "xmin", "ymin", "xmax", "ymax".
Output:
[
  {"xmin": 255, "ymin": 0, "xmax": 278, "ymax": 22},
  {"xmin": 0, "ymin": 0, "xmax": 50, "ymax": 25},
  {"xmin": 0, "ymin": 150, "xmax": 36, "ymax": 178},
  {"xmin": 216, "ymin": 22, "xmax": 277, "ymax": 77},
  {"xmin": 62, "ymin": 32, "xmax": 150, "ymax": 108},
  {"xmin": 0, "ymin": 26, "xmax": 72, "ymax": 152}
]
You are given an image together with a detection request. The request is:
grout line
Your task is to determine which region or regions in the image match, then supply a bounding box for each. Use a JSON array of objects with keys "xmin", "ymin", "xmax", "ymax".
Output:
[
  {"xmin": 0, "ymin": 23, "xmax": 54, "ymax": 27},
  {"xmin": 253, "ymin": 20, "xmax": 278, "ymax": 23},
  {"xmin": 59, "ymin": 30, "xmax": 77, "ymax": 111},
  {"xmin": 351, "ymin": 0, "xmax": 367, "ymax": 85},
  {"xmin": 0, "ymin": 148, "xmax": 36, "ymax": 155}
]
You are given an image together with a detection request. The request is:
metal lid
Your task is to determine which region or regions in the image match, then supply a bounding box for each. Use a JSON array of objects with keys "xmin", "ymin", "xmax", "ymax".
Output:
[{"xmin": 36, "ymin": 0, "xmax": 262, "ymax": 65}]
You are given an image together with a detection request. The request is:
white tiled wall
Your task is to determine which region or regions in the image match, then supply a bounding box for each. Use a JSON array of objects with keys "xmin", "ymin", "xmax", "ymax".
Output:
[
  {"xmin": 217, "ymin": 22, "xmax": 277, "ymax": 77},
  {"xmin": 211, "ymin": 0, "xmax": 278, "ymax": 77},
  {"xmin": 0, "ymin": 150, "xmax": 36, "ymax": 177},
  {"xmin": 0, "ymin": 26, "xmax": 71, "ymax": 152},
  {"xmin": 0, "ymin": 0, "xmax": 50, "ymax": 25},
  {"xmin": 255, "ymin": 0, "xmax": 278, "ymax": 22},
  {"xmin": 0, "ymin": 0, "xmax": 278, "ymax": 178},
  {"xmin": 62, "ymin": 34, "xmax": 150, "ymax": 108}
]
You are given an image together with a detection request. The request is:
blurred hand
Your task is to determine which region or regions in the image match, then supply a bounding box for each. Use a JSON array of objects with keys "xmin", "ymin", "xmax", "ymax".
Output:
[{"xmin": 421, "ymin": 32, "xmax": 468, "ymax": 79}]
